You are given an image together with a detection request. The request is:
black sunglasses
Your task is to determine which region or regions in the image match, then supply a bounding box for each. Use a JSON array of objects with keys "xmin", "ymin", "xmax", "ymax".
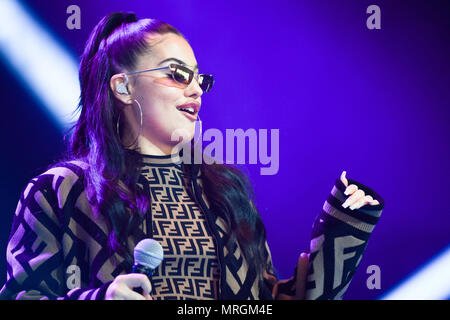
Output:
[{"xmin": 123, "ymin": 63, "xmax": 215, "ymax": 93}]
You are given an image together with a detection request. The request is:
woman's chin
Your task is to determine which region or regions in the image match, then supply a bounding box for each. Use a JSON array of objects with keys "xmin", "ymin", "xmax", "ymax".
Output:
[{"xmin": 168, "ymin": 127, "xmax": 195, "ymax": 145}]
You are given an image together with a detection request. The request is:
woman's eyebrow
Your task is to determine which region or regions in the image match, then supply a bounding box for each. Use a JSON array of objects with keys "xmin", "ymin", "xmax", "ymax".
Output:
[{"xmin": 158, "ymin": 57, "xmax": 199, "ymax": 70}]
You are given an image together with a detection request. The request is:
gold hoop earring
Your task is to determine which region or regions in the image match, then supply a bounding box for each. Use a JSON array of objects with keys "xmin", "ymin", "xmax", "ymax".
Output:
[{"xmin": 116, "ymin": 99, "xmax": 143, "ymax": 148}]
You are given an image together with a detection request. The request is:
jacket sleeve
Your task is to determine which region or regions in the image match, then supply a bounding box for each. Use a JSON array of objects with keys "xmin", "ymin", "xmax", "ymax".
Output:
[
  {"xmin": 0, "ymin": 169, "xmax": 112, "ymax": 300},
  {"xmin": 260, "ymin": 241, "xmax": 278, "ymax": 299},
  {"xmin": 305, "ymin": 176, "xmax": 385, "ymax": 300}
]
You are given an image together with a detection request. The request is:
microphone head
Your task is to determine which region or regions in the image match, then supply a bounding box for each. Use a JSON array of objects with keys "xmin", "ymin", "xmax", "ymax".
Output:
[{"xmin": 133, "ymin": 239, "xmax": 164, "ymax": 270}]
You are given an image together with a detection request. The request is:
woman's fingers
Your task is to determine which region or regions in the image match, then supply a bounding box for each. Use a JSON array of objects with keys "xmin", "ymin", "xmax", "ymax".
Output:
[
  {"xmin": 340, "ymin": 171, "xmax": 349, "ymax": 187},
  {"xmin": 342, "ymin": 189, "xmax": 365, "ymax": 209},
  {"xmin": 294, "ymin": 252, "xmax": 309, "ymax": 300},
  {"xmin": 117, "ymin": 288, "xmax": 147, "ymax": 300},
  {"xmin": 105, "ymin": 274, "xmax": 152, "ymax": 300},
  {"xmin": 345, "ymin": 194, "xmax": 379, "ymax": 210},
  {"xmin": 348, "ymin": 194, "xmax": 374, "ymax": 210},
  {"xmin": 344, "ymin": 184, "xmax": 358, "ymax": 196},
  {"xmin": 122, "ymin": 274, "xmax": 152, "ymax": 296},
  {"xmin": 349, "ymin": 196, "xmax": 368, "ymax": 210},
  {"xmin": 341, "ymin": 173, "xmax": 380, "ymax": 209}
]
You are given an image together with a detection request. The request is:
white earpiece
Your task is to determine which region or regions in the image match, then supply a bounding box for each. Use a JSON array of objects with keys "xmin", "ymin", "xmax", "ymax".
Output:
[{"xmin": 116, "ymin": 73, "xmax": 129, "ymax": 95}]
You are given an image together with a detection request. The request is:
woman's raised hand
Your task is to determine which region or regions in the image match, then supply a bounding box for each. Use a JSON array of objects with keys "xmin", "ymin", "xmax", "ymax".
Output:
[{"xmin": 340, "ymin": 171, "xmax": 380, "ymax": 210}]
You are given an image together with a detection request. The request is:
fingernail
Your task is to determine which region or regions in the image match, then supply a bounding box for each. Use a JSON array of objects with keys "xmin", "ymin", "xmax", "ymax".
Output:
[
  {"xmin": 344, "ymin": 188, "xmax": 349, "ymax": 195},
  {"xmin": 342, "ymin": 201, "xmax": 348, "ymax": 208}
]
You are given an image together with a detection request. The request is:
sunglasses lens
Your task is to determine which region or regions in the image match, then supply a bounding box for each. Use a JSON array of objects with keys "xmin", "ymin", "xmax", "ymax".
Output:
[
  {"xmin": 173, "ymin": 68, "xmax": 191, "ymax": 84},
  {"xmin": 170, "ymin": 64, "xmax": 214, "ymax": 93},
  {"xmin": 198, "ymin": 74, "xmax": 214, "ymax": 93},
  {"xmin": 170, "ymin": 64, "xmax": 193, "ymax": 84}
]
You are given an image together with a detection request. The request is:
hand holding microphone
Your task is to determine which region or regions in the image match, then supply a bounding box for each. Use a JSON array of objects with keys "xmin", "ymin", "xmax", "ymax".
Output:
[
  {"xmin": 105, "ymin": 239, "xmax": 164, "ymax": 300},
  {"xmin": 105, "ymin": 274, "xmax": 153, "ymax": 300}
]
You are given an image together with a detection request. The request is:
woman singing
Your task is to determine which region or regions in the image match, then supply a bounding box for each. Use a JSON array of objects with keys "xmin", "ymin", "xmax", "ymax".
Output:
[{"xmin": 0, "ymin": 12, "xmax": 384, "ymax": 300}]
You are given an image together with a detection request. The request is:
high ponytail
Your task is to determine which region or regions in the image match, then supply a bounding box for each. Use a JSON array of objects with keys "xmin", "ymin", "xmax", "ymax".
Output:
[{"xmin": 81, "ymin": 12, "xmax": 138, "ymax": 66}]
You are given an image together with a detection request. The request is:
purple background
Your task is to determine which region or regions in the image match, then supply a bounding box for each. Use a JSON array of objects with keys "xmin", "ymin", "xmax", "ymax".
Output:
[{"xmin": 1, "ymin": 0, "xmax": 449, "ymax": 299}]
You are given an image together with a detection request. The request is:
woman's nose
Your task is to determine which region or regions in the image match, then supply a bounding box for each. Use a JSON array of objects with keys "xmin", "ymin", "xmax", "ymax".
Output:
[{"xmin": 185, "ymin": 76, "xmax": 203, "ymax": 98}]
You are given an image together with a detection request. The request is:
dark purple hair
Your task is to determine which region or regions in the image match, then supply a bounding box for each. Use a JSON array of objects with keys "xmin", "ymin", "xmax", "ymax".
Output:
[{"xmin": 61, "ymin": 12, "xmax": 270, "ymax": 285}]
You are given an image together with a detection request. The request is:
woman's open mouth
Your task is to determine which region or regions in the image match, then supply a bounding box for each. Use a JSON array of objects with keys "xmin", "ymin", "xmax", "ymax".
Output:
[{"xmin": 176, "ymin": 102, "xmax": 200, "ymax": 121}]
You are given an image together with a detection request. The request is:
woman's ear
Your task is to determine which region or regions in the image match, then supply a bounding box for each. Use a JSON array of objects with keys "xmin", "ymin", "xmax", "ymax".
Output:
[{"xmin": 110, "ymin": 73, "xmax": 133, "ymax": 105}]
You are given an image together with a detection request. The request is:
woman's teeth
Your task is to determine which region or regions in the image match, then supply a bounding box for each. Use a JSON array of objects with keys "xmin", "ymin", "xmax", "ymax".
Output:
[{"xmin": 178, "ymin": 107, "xmax": 195, "ymax": 114}]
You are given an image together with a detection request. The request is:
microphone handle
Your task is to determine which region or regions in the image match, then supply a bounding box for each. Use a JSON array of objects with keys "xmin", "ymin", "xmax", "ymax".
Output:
[
  {"xmin": 132, "ymin": 264, "xmax": 154, "ymax": 279},
  {"xmin": 131, "ymin": 264, "xmax": 154, "ymax": 296}
]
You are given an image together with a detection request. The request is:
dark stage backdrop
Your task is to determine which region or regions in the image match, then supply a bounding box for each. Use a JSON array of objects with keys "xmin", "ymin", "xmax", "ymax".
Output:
[{"xmin": 0, "ymin": 0, "xmax": 449, "ymax": 299}]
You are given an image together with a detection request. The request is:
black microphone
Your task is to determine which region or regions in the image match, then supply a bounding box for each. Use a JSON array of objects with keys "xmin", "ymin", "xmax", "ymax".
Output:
[{"xmin": 131, "ymin": 239, "xmax": 164, "ymax": 295}]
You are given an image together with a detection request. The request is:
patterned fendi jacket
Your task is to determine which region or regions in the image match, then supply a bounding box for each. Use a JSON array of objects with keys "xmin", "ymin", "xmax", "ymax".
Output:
[{"xmin": 0, "ymin": 159, "xmax": 384, "ymax": 300}]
